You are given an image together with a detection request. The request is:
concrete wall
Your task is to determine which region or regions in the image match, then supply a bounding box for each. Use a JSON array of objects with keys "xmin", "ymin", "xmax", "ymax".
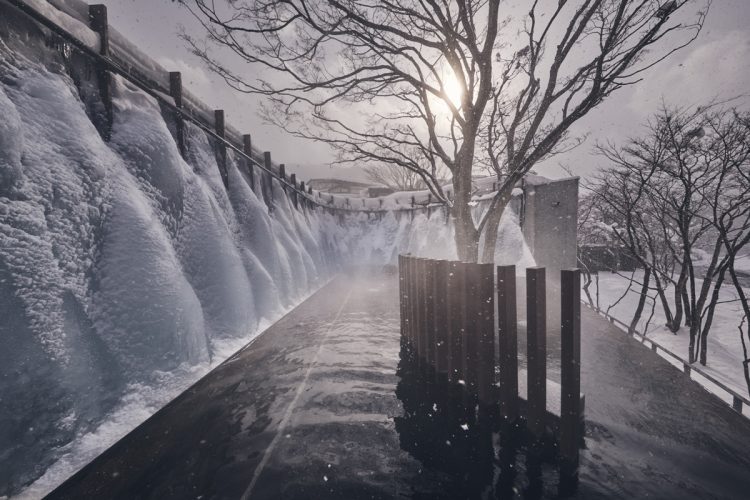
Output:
[{"xmin": 521, "ymin": 175, "xmax": 579, "ymax": 277}]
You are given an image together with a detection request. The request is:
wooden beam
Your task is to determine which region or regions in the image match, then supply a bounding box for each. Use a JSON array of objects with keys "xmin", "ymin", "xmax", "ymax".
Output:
[
  {"xmin": 526, "ymin": 267, "xmax": 546, "ymax": 438},
  {"xmin": 560, "ymin": 268, "xmax": 582, "ymax": 486},
  {"xmin": 497, "ymin": 265, "xmax": 518, "ymax": 422}
]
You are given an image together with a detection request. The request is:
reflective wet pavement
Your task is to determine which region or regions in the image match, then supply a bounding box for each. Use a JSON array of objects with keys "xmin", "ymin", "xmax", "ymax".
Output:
[{"xmin": 48, "ymin": 269, "xmax": 750, "ymax": 499}]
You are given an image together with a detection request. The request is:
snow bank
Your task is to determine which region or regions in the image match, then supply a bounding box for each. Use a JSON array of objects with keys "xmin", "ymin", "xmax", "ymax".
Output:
[{"xmin": 587, "ymin": 271, "xmax": 750, "ymax": 406}]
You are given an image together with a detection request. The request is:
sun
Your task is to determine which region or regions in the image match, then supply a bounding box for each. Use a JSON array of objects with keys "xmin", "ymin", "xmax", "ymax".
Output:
[{"xmin": 443, "ymin": 71, "xmax": 464, "ymax": 109}]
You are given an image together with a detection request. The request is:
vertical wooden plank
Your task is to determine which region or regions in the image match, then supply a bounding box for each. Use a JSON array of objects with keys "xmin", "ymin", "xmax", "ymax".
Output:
[
  {"xmin": 410, "ymin": 255, "xmax": 420, "ymax": 359},
  {"xmin": 417, "ymin": 258, "xmax": 423, "ymax": 362},
  {"xmin": 403, "ymin": 256, "xmax": 411, "ymax": 347},
  {"xmin": 398, "ymin": 255, "xmax": 405, "ymax": 339},
  {"xmin": 214, "ymin": 110, "xmax": 228, "ymax": 188},
  {"xmin": 459, "ymin": 262, "xmax": 477, "ymax": 399},
  {"xmin": 477, "ymin": 263, "xmax": 495, "ymax": 406},
  {"xmin": 497, "ymin": 265, "xmax": 518, "ymax": 422},
  {"xmin": 409, "ymin": 255, "xmax": 417, "ymax": 350},
  {"xmin": 169, "ymin": 72, "xmax": 186, "ymax": 157},
  {"xmin": 448, "ymin": 261, "xmax": 465, "ymax": 383},
  {"xmin": 242, "ymin": 135, "xmax": 254, "ymax": 191},
  {"xmin": 424, "ymin": 259, "xmax": 436, "ymax": 369},
  {"xmin": 419, "ymin": 258, "xmax": 428, "ymax": 364},
  {"xmin": 434, "ymin": 260, "xmax": 449, "ymax": 378},
  {"xmin": 462, "ymin": 262, "xmax": 479, "ymax": 397},
  {"xmin": 404, "ymin": 255, "xmax": 413, "ymax": 350},
  {"xmin": 560, "ymin": 268, "xmax": 582, "ymax": 491},
  {"xmin": 526, "ymin": 267, "xmax": 546, "ymax": 438}
]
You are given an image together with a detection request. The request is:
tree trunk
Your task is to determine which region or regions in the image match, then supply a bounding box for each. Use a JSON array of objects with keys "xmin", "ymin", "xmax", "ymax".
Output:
[
  {"xmin": 581, "ymin": 265, "xmax": 594, "ymax": 306},
  {"xmin": 682, "ymin": 286, "xmax": 691, "ymax": 327},
  {"xmin": 479, "ymin": 185, "xmax": 514, "ymax": 263},
  {"xmin": 629, "ymin": 268, "xmax": 651, "ymax": 335},
  {"xmin": 699, "ymin": 326, "xmax": 709, "ymax": 366},
  {"xmin": 652, "ymin": 272, "xmax": 677, "ymax": 332},
  {"xmin": 454, "ymin": 216, "xmax": 479, "ymax": 262},
  {"xmin": 671, "ymin": 267, "xmax": 687, "ymax": 330},
  {"xmin": 688, "ymin": 321, "xmax": 700, "ymax": 364},
  {"xmin": 451, "ymin": 165, "xmax": 479, "ymax": 263},
  {"xmin": 698, "ymin": 268, "xmax": 727, "ymax": 365}
]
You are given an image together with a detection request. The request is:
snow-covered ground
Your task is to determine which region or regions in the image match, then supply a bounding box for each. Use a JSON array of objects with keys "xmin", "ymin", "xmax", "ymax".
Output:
[{"xmin": 585, "ymin": 271, "xmax": 750, "ymax": 406}]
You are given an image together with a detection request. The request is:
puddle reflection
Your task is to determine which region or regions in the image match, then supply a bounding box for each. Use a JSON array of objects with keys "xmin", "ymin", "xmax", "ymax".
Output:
[{"xmin": 395, "ymin": 338, "xmax": 575, "ymax": 499}]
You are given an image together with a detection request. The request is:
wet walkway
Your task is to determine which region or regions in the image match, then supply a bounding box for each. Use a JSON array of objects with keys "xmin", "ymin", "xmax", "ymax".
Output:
[{"xmin": 48, "ymin": 269, "xmax": 750, "ymax": 499}]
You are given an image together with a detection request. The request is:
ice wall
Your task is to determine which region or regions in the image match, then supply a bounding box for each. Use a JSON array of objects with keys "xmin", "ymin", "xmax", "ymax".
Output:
[{"xmin": 0, "ymin": 9, "xmax": 532, "ymax": 498}]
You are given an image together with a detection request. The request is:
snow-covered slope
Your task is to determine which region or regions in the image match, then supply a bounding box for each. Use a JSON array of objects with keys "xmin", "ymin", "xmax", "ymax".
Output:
[{"xmin": 0, "ymin": 15, "xmax": 533, "ymax": 499}]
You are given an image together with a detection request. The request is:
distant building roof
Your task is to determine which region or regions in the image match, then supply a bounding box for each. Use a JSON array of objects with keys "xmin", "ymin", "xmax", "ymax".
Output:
[{"xmin": 307, "ymin": 178, "xmax": 373, "ymax": 194}]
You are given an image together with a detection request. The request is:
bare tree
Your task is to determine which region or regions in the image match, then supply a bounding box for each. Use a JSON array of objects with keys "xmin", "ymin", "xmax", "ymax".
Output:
[
  {"xmin": 590, "ymin": 105, "xmax": 750, "ymax": 368},
  {"xmin": 364, "ymin": 164, "xmax": 426, "ymax": 191},
  {"xmin": 182, "ymin": 0, "xmax": 705, "ymax": 262},
  {"xmin": 587, "ymin": 157, "xmax": 667, "ymax": 335},
  {"xmin": 364, "ymin": 154, "xmax": 449, "ymax": 191}
]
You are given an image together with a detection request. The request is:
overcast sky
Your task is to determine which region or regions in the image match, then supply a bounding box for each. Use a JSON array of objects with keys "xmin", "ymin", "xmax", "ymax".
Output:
[{"xmin": 99, "ymin": 0, "xmax": 750, "ymax": 183}]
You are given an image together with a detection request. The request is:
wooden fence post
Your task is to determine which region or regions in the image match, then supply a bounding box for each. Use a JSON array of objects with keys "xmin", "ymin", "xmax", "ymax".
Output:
[
  {"xmin": 242, "ymin": 135, "xmax": 254, "ymax": 191},
  {"xmin": 447, "ymin": 260, "xmax": 464, "ymax": 383},
  {"xmin": 414, "ymin": 258, "xmax": 424, "ymax": 360},
  {"xmin": 214, "ymin": 110, "xmax": 228, "ymax": 188},
  {"xmin": 497, "ymin": 265, "xmax": 518, "ymax": 423},
  {"xmin": 407, "ymin": 255, "xmax": 419, "ymax": 350},
  {"xmin": 477, "ymin": 263, "xmax": 495, "ymax": 407},
  {"xmin": 462, "ymin": 262, "xmax": 479, "ymax": 399},
  {"xmin": 425, "ymin": 259, "xmax": 436, "ymax": 369},
  {"xmin": 560, "ymin": 268, "xmax": 582, "ymax": 491},
  {"xmin": 88, "ymin": 4, "xmax": 112, "ymax": 140},
  {"xmin": 434, "ymin": 260, "xmax": 449, "ymax": 379},
  {"xmin": 168, "ymin": 72, "xmax": 186, "ymax": 157},
  {"xmin": 290, "ymin": 173, "xmax": 298, "ymax": 209},
  {"xmin": 420, "ymin": 258, "xmax": 430, "ymax": 363},
  {"xmin": 263, "ymin": 152, "xmax": 274, "ymax": 210},
  {"xmin": 399, "ymin": 255, "xmax": 405, "ymax": 339},
  {"xmin": 526, "ymin": 267, "xmax": 547, "ymax": 438}
]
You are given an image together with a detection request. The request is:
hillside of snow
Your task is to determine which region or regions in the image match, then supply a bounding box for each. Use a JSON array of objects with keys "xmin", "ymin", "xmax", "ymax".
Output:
[{"xmin": 0, "ymin": 15, "xmax": 534, "ymax": 497}]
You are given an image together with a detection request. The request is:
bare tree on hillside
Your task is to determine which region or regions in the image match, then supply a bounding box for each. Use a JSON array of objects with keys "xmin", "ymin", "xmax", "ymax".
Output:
[{"xmin": 183, "ymin": 0, "xmax": 705, "ymax": 262}]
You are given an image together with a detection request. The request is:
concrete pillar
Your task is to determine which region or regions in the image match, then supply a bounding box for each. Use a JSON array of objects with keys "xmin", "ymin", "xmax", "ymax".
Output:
[{"xmin": 521, "ymin": 176, "xmax": 579, "ymax": 277}]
